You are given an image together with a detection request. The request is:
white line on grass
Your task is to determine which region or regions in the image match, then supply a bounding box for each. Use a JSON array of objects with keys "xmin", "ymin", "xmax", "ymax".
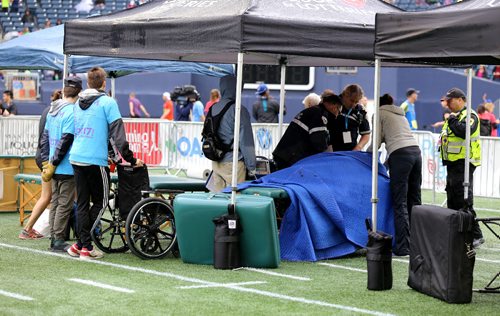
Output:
[
  {"xmin": 482, "ymin": 247, "xmax": 500, "ymax": 252},
  {"xmin": 475, "ymin": 208, "xmax": 500, "ymax": 214},
  {"xmin": 0, "ymin": 243, "xmax": 393, "ymax": 316},
  {"xmin": 317, "ymin": 262, "xmax": 367, "ymax": 273},
  {"xmin": 0, "ymin": 289, "xmax": 34, "ymax": 301},
  {"xmin": 238, "ymin": 267, "xmax": 311, "ymax": 281},
  {"xmin": 178, "ymin": 281, "xmax": 267, "ymax": 289},
  {"xmin": 392, "ymin": 258, "xmax": 409, "ymax": 264},
  {"xmin": 68, "ymin": 278, "xmax": 135, "ymax": 293}
]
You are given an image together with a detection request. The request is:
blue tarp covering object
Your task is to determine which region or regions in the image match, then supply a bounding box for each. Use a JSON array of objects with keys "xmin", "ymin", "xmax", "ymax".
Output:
[
  {"xmin": 243, "ymin": 151, "xmax": 395, "ymax": 262},
  {"xmin": 0, "ymin": 25, "xmax": 234, "ymax": 77}
]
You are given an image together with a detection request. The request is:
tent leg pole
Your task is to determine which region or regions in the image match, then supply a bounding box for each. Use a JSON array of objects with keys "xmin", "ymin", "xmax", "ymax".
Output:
[
  {"xmin": 278, "ymin": 61, "xmax": 287, "ymax": 137},
  {"xmin": 231, "ymin": 52, "xmax": 244, "ymax": 206},
  {"xmin": 371, "ymin": 58, "xmax": 381, "ymax": 232},
  {"xmin": 111, "ymin": 77, "xmax": 116, "ymax": 99},
  {"xmin": 62, "ymin": 54, "xmax": 69, "ymax": 89},
  {"xmin": 464, "ymin": 68, "xmax": 473, "ymax": 202}
]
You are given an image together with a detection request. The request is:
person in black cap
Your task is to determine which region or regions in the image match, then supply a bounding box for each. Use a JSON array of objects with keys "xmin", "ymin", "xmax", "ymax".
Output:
[
  {"xmin": 272, "ymin": 92, "xmax": 339, "ymax": 170},
  {"xmin": 439, "ymin": 87, "xmax": 484, "ymax": 248},
  {"xmin": 39, "ymin": 76, "xmax": 82, "ymax": 252},
  {"xmin": 400, "ymin": 88, "xmax": 419, "ymax": 130}
]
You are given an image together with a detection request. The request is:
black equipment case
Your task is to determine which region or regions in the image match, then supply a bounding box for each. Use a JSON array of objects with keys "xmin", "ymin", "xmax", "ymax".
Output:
[
  {"xmin": 408, "ymin": 205, "xmax": 476, "ymax": 303},
  {"xmin": 117, "ymin": 165, "xmax": 150, "ymax": 218}
]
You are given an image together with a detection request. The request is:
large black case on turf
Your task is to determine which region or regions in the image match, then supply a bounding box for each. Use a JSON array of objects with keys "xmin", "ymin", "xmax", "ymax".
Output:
[
  {"xmin": 117, "ymin": 165, "xmax": 150, "ymax": 217},
  {"xmin": 408, "ymin": 205, "xmax": 475, "ymax": 304}
]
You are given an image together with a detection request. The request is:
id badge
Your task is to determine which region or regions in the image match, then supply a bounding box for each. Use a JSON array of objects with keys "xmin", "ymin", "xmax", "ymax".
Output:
[{"xmin": 343, "ymin": 131, "xmax": 352, "ymax": 143}]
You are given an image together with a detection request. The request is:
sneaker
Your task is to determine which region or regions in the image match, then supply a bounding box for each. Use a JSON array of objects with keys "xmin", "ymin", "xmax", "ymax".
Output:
[
  {"xmin": 67, "ymin": 243, "xmax": 82, "ymax": 257},
  {"xmin": 50, "ymin": 240, "xmax": 70, "ymax": 252},
  {"xmin": 80, "ymin": 247, "xmax": 104, "ymax": 260},
  {"xmin": 18, "ymin": 228, "xmax": 44, "ymax": 240},
  {"xmin": 472, "ymin": 237, "xmax": 485, "ymax": 249}
]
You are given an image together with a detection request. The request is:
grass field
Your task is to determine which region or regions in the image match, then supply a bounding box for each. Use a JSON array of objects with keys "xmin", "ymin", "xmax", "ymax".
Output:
[{"xmin": 0, "ymin": 190, "xmax": 498, "ymax": 316}]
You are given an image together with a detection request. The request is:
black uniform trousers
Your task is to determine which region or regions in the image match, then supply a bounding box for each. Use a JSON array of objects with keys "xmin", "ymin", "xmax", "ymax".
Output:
[
  {"xmin": 387, "ymin": 146, "xmax": 422, "ymax": 256},
  {"xmin": 72, "ymin": 164, "xmax": 110, "ymax": 249},
  {"xmin": 446, "ymin": 162, "xmax": 483, "ymax": 239}
]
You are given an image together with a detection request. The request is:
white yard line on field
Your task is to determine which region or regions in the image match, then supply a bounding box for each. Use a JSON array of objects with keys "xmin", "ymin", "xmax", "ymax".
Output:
[
  {"xmin": 178, "ymin": 281, "xmax": 267, "ymax": 289},
  {"xmin": 317, "ymin": 262, "xmax": 367, "ymax": 273},
  {"xmin": 0, "ymin": 243, "xmax": 393, "ymax": 316},
  {"xmin": 238, "ymin": 267, "xmax": 311, "ymax": 281},
  {"xmin": 0, "ymin": 289, "xmax": 34, "ymax": 301},
  {"xmin": 68, "ymin": 278, "xmax": 135, "ymax": 293}
]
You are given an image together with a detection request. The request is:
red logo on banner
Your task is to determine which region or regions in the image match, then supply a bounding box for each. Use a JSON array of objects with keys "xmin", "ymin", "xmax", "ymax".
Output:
[
  {"xmin": 124, "ymin": 122, "xmax": 162, "ymax": 165},
  {"xmin": 343, "ymin": 0, "xmax": 365, "ymax": 8}
]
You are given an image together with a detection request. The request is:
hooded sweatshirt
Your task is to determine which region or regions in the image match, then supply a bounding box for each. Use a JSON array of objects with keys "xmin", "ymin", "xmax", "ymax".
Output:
[
  {"xmin": 70, "ymin": 89, "xmax": 136, "ymax": 167},
  {"xmin": 368, "ymin": 104, "xmax": 418, "ymax": 156},
  {"xmin": 40, "ymin": 99, "xmax": 75, "ymax": 175},
  {"xmin": 211, "ymin": 76, "xmax": 256, "ymax": 172}
]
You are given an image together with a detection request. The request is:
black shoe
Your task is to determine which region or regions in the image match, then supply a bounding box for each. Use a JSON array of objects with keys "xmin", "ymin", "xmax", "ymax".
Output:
[{"xmin": 50, "ymin": 240, "xmax": 71, "ymax": 252}]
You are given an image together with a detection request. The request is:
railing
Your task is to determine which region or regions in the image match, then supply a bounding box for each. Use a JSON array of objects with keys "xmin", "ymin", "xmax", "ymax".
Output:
[{"xmin": 1, "ymin": 117, "xmax": 499, "ymax": 198}]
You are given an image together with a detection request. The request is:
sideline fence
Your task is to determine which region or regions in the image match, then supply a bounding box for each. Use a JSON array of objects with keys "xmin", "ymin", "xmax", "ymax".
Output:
[{"xmin": 1, "ymin": 117, "xmax": 498, "ymax": 198}]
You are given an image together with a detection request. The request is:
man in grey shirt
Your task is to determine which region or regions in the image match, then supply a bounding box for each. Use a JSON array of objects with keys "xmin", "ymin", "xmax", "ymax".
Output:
[{"xmin": 252, "ymin": 83, "xmax": 285, "ymax": 123}]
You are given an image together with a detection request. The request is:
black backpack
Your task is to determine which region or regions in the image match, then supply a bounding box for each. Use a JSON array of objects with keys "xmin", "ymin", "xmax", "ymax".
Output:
[{"xmin": 201, "ymin": 100, "xmax": 234, "ymax": 161}]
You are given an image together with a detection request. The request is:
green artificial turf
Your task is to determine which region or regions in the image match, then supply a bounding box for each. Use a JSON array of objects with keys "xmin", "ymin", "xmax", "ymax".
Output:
[{"xmin": 0, "ymin": 193, "xmax": 498, "ymax": 315}]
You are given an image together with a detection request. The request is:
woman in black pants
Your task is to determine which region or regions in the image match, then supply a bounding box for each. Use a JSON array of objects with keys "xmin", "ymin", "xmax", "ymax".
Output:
[{"xmin": 369, "ymin": 94, "xmax": 422, "ymax": 256}]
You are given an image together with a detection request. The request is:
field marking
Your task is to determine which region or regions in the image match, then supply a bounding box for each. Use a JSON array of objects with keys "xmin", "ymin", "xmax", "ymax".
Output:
[
  {"xmin": 238, "ymin": 267, "xmax": 311, "ymax": 281},
  {"xmin": 0, "ymin": 243, "xmax": 393, "ymax": 316},
  {"xmin": 392, "ymin": 258, "xmax": 409, "ymax": 264},
  {"xmin": 482, "ymin": 247, "xmax": 500, "ymax": 252},
  {"xmin": 68, "ymin": 278, "xmax": 135, "ymax": 293},
  {"xmin": 178, "ymin": 281, "xmax": 266, "ymax": 289},
  {"xmin": 0, "ymin": 289, "xmax": 34, "ymax": 301},
  {"xmin": 317, "ymin": 262, "xmax": 367, "ymax": 273},
  {"xmin": 475, "ymin": 208, "xmax": 500, "ymax": 214}
]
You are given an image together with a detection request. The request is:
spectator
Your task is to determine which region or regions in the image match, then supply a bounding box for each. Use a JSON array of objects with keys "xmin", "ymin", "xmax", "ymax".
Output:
[
  {"xmin": 206, "ymin": 75, "xmax": 256, "ymax": 192},
  {"xmin": 431, "ymin": 96, "xmax": 451, "ymax": 129},
  {"xmin": 301, "ymin": 93, "xmax": 321, "ymax": 109},
  {"xmin": 1, "ymin": 90, "xmax": 17, "ymax": 116},
  {"xmin": 191, "ymin": 93, "xmax": 205, "ymax": 122},
  {"xmin": 475, "ymin": 65, "xmax": 488, "ymax": 79},
  {"xmin": 40, "ymin": 78, "xmax": 81, "ymax": 252},
  {"xmin": 273, "ymin": 93, "xmax": 337, "ymax": 170},
  {"xmin": 19, "ymin": 26, "xmax": 30, "ymax": 35},
  {"xmin": 56, "ymin": 18, "xmax": 63, "ymax": 26},
  {"xmin": 368, "ymin": 93, "xmax": 422, "ymax": 256},
  {"xmin": 492, "ymin": 66, "xmax": 500, "ymax": 81},
  {"xmin": 67, "ymin": 67, "xmax": 143, "ymax": 259},
  {"xmin": 327, "ymin": 84, "xmax": 371, "ymax": 151},
  {"xmin": 1, "ymin": 0, "xmax": 9, "ymax": 13},
  {"xmin": 484, "ymin": 102, "xmax": 499, "ymax": 136},
  {"xmin": 18, "ymin": 89, "xmax": 62, "ymax": 240},
  {"xmin": 160, "ymin": 92, "xmax": 174, "ymax": 120},
  {"xmin": 127, "ymin": 0, "xmax": 137, "ymax": 8},
  {"xmin": 94, "ymin": 0, "xmax": 106, "ymax": 9},
  {"xmin": 174, "ymin": 95, "xmax": 192, "ymax": 121},
  {"xmin": 204, "ymin": 88, "xmax": 220, "ymax": 115},
  {"xmin": 128, "ymin": 92, "xmax": 150, "ymax": 118},
  {"xmin": 10, "ymin": 0, "xmax": 19, "ymax": 13},
  {"xmin": 400, "ymin": 88, "xmax": 419, "ymax": 130},
  {"xmin": 21, "ymin": 8, "xmax": 37, "ymax": 25},
  {"xmin": 439, "ymin": 88, "xmax": 484, "ymax": 248},
  {"xmin": 43, "ymin": 18, "xmax": 52, "ymax": 29},
  {"xmin": 252, "ymin": 83, "xmax": 285, "ymax": 123},
  {"xmin": 477, "ymin": 105, "xmax": 493, "ymax": 136}
]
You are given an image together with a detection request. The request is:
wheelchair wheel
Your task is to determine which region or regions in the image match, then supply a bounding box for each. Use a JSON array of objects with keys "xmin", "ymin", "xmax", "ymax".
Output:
[
  {"xmin": 91, "ymin": 201, "xmax": 129, "ymax": 253},
  {"xmin": 125, "ymin": 197, "xmax": 176, "ymax": 259}
]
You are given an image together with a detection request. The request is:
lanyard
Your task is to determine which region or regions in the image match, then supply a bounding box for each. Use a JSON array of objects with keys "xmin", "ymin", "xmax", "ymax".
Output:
[{"xmin": 345, "ymin": 108, "xmax": 352, "ymax": 130}]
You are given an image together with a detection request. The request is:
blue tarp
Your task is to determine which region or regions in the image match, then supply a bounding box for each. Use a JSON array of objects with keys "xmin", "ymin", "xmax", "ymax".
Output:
[
  {"xmin": 0, "ymin": 25, "xmax": 234, "ymax": 77},
  {"xmin": 241, "ymin": 151, "xmax": 395, "ymax": 261}
]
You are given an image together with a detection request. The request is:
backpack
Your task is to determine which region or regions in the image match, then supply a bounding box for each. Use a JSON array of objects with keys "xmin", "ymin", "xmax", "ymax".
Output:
[
  {"xmin": 201, "ymin": 100, "xmax": 235, "ymax": 161},
  {"xmin": 479, "ymin": 119, "xmax": 492, "ymax": 136}
]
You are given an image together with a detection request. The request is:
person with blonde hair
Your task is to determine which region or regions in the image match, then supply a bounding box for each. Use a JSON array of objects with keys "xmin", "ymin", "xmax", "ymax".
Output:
[{"xmin": 302, "ymin": 93, "xmax": 321, "ymax": 109}]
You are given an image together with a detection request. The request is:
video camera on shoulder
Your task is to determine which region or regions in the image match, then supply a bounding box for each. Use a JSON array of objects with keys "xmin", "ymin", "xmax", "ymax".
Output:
[{"xmin": 171, "ymin": 85, "xmax": 200, "ymax": 106}]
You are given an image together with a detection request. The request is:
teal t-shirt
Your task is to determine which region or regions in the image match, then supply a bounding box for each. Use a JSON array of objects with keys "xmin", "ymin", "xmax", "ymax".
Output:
[
  {"xmin": 45, "ymin": 104, "xmax": 75, "ymax": 175},
  {"xmin": 70, "ymin": 96, "xmax": 122, "ymax": 166}
]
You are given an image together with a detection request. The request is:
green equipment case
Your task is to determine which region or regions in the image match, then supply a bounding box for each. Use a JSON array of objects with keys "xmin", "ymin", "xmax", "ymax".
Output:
[{"xmin": 173, "ymin": 192, "xmax": 280, "ymax": 268}]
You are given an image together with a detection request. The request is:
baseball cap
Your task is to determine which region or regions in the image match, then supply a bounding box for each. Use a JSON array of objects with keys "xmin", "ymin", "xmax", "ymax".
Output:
[
  {"xmin": 444, "ymin": 88, "xmax": 466, "ymax": 100},
  {"xmin": 406, "ymin": 88, "xmax": 419, "ymax": 97},
  {"xmin": 255, "ymin": 83, "xmax": 268, "ymax": 95},
  {"xmin": 64, "ymin": 76, "xmax": 82, "ymax": 89},
  {"xmin": 163, "ymin": 92, "xmax": 171, "ymax": 99}
]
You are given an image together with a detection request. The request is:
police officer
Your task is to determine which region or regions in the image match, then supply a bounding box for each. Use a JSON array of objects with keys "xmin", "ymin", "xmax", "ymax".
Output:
[
  {"xmin": 328, "ymin": 84, "xmax": 371, "ymax": 151},
  {"xmin": 440, "ymin": 87, "xmax": 484, "ymax": 247},
  {"xmin": 272, "ymin": 93, "xmax": 341, "ymax": 170}
]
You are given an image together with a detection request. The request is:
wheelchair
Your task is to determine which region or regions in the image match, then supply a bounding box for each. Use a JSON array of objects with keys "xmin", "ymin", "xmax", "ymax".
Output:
[{"xmin": 91, "ymin": 184, "xmax": 179, "ymax": 259}]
